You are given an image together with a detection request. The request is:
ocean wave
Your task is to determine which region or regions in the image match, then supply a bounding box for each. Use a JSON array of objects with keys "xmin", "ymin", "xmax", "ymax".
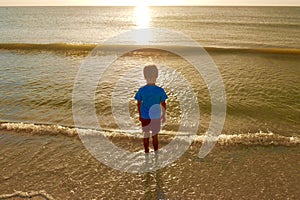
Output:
[
  {"xmin": 0, "ymin": 190, "xmax": 54, "ymax": 200},
  {"xmin": 0, "ymin": 122, "xmax": 299, "ymax": 147},
  {"xmin": 196, "ymin": 132, "xmax": 299, "ymax": 147},
  {"xmin": 0, "ymin": 43, "xmax": 96, "ymax": 51},
  {"xmin": 0, "ymin": 122, "xmax": 78, "ymax": 137},
  {"xmin": 1, "ymin": 43, "xmax": 300, "ymax": 55}
]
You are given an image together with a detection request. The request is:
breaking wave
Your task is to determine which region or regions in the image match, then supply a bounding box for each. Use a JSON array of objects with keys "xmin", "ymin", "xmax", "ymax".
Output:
[
  {"xmin": 0, "ymin": 122, "xmax": 299, "ymax": 147},
  {"xmin": 1, "ymin": 43, "xmax": 300, "ymax": 55}
]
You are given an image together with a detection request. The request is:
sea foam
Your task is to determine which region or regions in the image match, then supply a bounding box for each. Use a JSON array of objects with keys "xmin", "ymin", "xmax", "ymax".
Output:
[{"xmin": 0, "ymin": 122, "xmax": 299, "ymax": 147}]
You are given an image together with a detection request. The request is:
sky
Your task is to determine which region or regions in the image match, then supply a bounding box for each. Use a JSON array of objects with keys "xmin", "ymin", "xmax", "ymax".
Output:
[{"xmin": 1, "ymin": 0, "xmax": 300, "ymax": 6}]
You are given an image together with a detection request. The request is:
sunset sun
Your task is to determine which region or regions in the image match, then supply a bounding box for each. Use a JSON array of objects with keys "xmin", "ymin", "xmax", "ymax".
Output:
[{"xmin": 134, "ymin": 3, "xmax": 150, "ymax": 28}]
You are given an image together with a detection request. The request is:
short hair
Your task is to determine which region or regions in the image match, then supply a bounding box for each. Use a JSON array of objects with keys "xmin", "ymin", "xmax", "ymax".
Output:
[{"xmin": 143, "ymin": 65, "xmax": 158, "ymax": 79}]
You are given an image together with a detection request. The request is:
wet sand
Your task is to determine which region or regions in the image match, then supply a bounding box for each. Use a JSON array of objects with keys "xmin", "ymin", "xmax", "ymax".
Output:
[{"xmin": 0, "ymin": 131, "xmax": 299, "ymax": 200}]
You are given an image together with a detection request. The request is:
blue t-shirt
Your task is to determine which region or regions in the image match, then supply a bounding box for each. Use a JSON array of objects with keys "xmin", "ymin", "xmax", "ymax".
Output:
[{"xmin": 134, "ymin": 85, "xmax": 168, "ymax": 119}]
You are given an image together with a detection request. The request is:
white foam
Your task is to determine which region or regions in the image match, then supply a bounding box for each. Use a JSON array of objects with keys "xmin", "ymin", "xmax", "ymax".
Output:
[{"xmin": 0, "ymin": 122, "xmax": 299, "ymax": 146}]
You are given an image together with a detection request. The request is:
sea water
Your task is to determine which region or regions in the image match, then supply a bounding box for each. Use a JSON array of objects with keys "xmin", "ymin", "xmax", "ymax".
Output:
[{"xmin": 0, "ymin": 6, "xmax": 299, "ymax": 136}]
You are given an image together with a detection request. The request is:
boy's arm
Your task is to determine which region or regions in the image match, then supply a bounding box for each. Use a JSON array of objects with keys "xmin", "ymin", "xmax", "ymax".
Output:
[
  {"xmin": 137, "ymin": 101, "xmax": 142, "ymax": 121},
  {"xmin": 161, "ymin": 101, "xmax": 166, "ymax": 123}
]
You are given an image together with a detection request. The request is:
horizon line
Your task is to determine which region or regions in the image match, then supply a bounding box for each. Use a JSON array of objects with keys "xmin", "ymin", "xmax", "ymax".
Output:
[{"xmin": 1, "ymin": 4, "xmax": 300, "ymax": 7}]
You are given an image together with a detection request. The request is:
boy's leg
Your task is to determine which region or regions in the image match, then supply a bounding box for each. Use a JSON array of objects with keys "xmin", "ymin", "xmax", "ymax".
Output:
[
  {"xmin": 150, "ymin": 119, "xmax": 160, "ymax": 152},
  {"xmin": 152, "ymin": 134, "xmax": 158, "ymax": 152},
  {"xmin": 143, "ymin": 132, "xmax": 150, "ymax": 153},
  {"xmin": 141, "ymin": 118, "xmax": 151, "ymax": 153}
]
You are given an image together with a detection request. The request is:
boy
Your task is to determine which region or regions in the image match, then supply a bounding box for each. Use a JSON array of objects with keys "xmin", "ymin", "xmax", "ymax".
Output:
[{"xmin": 134, "ymin": 65, "xmax": 168, "ymax": 154}]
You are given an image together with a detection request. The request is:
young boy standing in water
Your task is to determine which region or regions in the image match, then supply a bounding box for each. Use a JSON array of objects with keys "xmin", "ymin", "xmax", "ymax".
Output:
[{"xmin": 134, "ymin": 65, "xmax": 168, "ymax": 154}]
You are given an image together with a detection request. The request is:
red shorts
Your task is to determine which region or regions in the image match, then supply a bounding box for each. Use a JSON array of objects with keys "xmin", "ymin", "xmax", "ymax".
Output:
[{"xmin": 141, "ymin": 118, "xmax": 161, "ymax": 134}]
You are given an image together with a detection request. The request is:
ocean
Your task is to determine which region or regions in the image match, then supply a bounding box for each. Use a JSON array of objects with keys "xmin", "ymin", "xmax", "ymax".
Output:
[{"xmin": 0, "ymin": 6, "xmax": 299, "ymax": 199}]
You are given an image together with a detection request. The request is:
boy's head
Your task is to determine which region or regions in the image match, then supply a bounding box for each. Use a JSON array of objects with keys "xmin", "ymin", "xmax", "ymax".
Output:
[{"xmin": 143, "ymin": 64, "xmax": 158, "ymax": 84}]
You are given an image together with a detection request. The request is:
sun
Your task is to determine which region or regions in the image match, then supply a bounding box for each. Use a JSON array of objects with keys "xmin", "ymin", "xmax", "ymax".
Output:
[
  {"xmin": 131, "ymin": 2, "xmax": 154, "ymax": 45},
  {"xmin": 134, "ymin": 3, "xmax": 150, "ymax": 28}
]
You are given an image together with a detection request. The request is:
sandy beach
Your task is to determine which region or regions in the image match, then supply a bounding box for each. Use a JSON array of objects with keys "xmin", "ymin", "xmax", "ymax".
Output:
[{"xmin": 0, "ymin": 130, "xmax": 299, "ymax": 199}]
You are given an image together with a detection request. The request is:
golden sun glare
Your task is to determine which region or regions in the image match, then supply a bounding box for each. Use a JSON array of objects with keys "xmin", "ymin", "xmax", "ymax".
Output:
[
  {"xmin": 131, "ymin": 3, "xmax": 154, "ymax": 45},
  {"xmin": 134, "ymin": 4, "xmax": 150, "ymax": 28}
]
